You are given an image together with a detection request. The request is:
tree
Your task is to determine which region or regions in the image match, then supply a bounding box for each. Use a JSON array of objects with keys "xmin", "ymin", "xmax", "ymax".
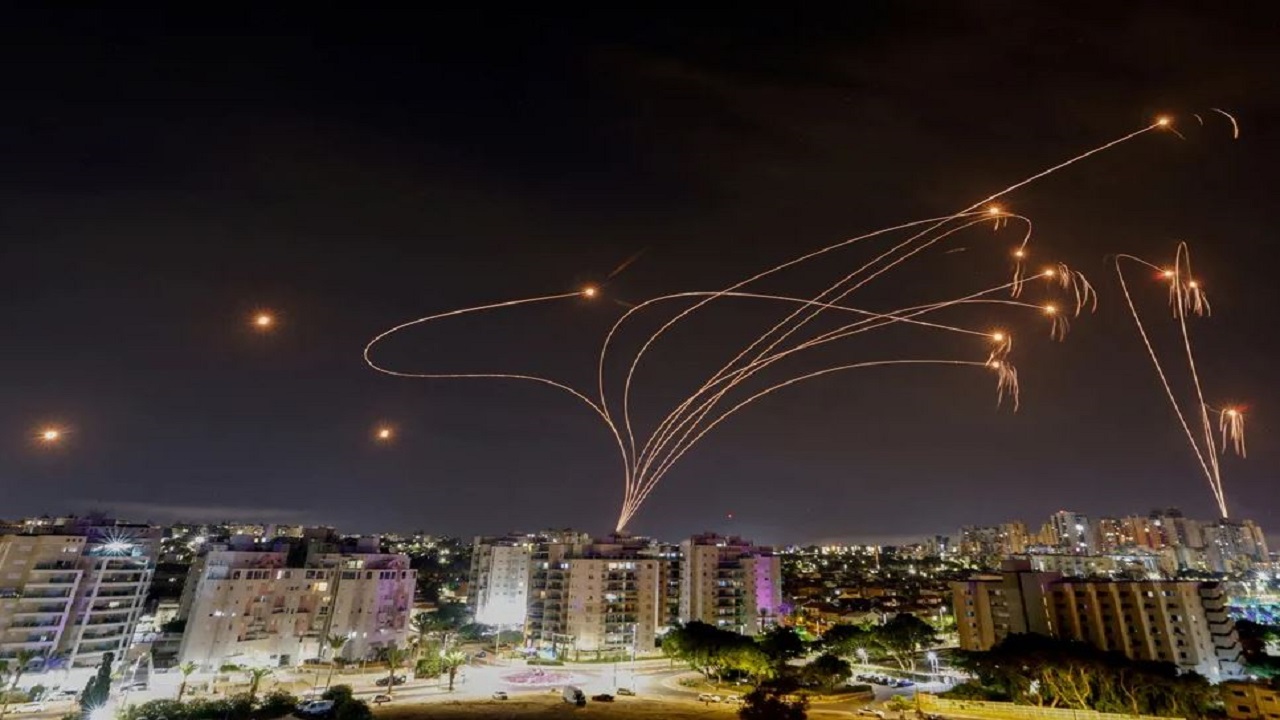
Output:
[
  {"xmin": 0, "ymin": 650, "xmax": 40, "ymax": 720},
  {"xmin": 739, "ymin": 683, "xmax": 807, "ymax": 720},
  {"xmin": 873, "ymin": 614, "xmax": 937, "ymax": 671},
  {"xmin": 79, "ymin": 652, "xmax": 114, "ymax": 718},
  {"xmin": 722, "ymin": 643, "xmax": 774, "ymax": 685},
  {"xmin": 818, "ymin": 624, "xmax": 872, "ymax": 660},
  {"xmin": 383, "ymin": 645, "xmax": 405, "ymax": 698},
  {"xmin": 410, "ymin": 614, "xmax": 434, "ymax": 658},
  {"xmin": 758, "ymin": 626, "xmax": 806, "ymax": 667},
  {"xmin": 177, "ymin": 661, "xmax": 198, "ymax": 702},
  {"xmin": 801, "ymin": 654, "xmax": 851, "ymax": 692},
  {"xmin": 324, "ymin": 635, "xmax": 348, "ymax": 688},
  {"xmin": 244, "ymin": 667, "xmax": 273, "ymax": 705},
  {"xmin": 419, "ymin": 603, "xmax": 469, "ymax": 648},
  {"xmin": 440, "ymin": 651, "xmax": 466, "ymax": 692}
]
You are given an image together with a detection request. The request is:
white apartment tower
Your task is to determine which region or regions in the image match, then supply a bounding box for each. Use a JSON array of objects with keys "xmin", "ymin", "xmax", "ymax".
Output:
[
  {"xmin": 679, "ymin": 534, "xmax": 780, "ymax": 635},
  {"xmin": 177, "ymin": 539, "xmax": 415, "ymax": 668},
  {"xmin": 468, "ymin": 538, "xmax": 533, "ymax": 626}
]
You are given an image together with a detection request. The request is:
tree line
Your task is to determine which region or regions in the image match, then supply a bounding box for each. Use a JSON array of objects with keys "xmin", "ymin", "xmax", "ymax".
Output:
[{"xmin": 951, "ymin": 634, "xmax": 1217, "ymax": 718}]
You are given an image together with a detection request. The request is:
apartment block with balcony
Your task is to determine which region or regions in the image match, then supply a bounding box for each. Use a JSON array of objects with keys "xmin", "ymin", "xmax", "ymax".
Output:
[
  {"xmin": 469, "ymin": 537, "xmax": 534, "ymax": 627},
  {"xmin": 951, "ymin": 559, "xmax": 1243, "ymax": 680},
  {"xmin": 679, "ymin": 534, "xmax": 780, "ymax": 635},
  {"xmin": 0, "ymin": 523, "xmax": 156, "ymax": 669},
  {"xmin": 177, "ymin": 540, "xmax": 414, "ymax": 668},
  {"xmin": 0, "ymin": 534, "xmax": 86, "ymax": 662},
  {"xmin": 526, "ymin": 535, "xmax": 674, "ymax": 658}
]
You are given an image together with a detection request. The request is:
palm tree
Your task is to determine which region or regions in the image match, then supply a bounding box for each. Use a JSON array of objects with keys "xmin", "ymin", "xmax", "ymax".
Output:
[
  {"xmin": 440, "ymin": 651, "xmax": 466, "ymax": 692},
  {"xmin": 383, "ymin": 645, "xmax": 405, "ymax": 698},
  {"xmin": 176, "ymin": 661, "xmax": 198, "ymax": 702},
  {"xmin": 0, "ymin": 650, "xmax": 40, "ymax": 720},
  {"xmin": 324, "ymin": 635, "xmax": 347, "ymax": 688},
  {"xmin": 244, "ymin": 667, "xmax": 273, "ymax": 705},
  {"xmin": 410, "ymin": 614, "xmax": 434, "ymax": 658}
]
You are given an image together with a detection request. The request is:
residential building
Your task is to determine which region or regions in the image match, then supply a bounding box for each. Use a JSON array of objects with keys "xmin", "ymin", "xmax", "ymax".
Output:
[
  {"xmin": 469, "ymin": 538, "xmax": 533, "ymax": 627},
  {"xmin": 176, "ymin": 537, "xmax": 414, "ymax": 668},
  {"xmin": 1049, "ymin": 511, "xmax": 1093, "ymax": 554},
  {"xmin": 1223, "ymin": 681, "xmax": 1280, "ymax": 720},
  {"xmin": 525, "ymin": 535, "xmax": 673, "ymax": 657},
  {"xmin": 951, "ymin": 559, "xmax": 1242, "ymax": 679},
  {"xmin": 679, "ymin": 534, "xmax": 781, "ymax": 635},
  {"xmin": 1203, "ymin": 520, "xmax": 1270, "ymax": 574},
  {"xmin": 0, "ymin": 521, "xmax": 155, "ymax": 668}
]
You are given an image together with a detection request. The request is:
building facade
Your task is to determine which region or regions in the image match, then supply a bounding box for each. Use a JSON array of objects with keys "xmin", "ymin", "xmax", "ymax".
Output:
[
  {"xmin": 0, "ymin": 522, "xmax": 155, "ymax": 669},
  {"xmin": 177, "ymin": 541, "xmax": 414, "ymax": 668},
  {"xmin": 468, "ymin": 537, "xmax": 534, "ymax": 627},
  {"xmin": 952, "ymin": 560, "xmax": 1242, "ymax": 680},
  {"xmin": 679, "ymin": 534, "xmax": 781, "ymax": 635}
]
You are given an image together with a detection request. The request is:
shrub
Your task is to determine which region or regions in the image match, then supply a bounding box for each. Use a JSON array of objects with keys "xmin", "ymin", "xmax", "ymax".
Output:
[
  {"xmin": 256, "ymin": 690, "xmax": 299, "ymax": 719},
  {"xmin": 334, "ymin": 700, "xmax": 372, "ymax": 720}
]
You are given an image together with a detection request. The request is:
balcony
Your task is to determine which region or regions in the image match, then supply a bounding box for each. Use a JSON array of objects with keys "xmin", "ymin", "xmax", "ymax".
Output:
[
  {"xmin": 25, "ymin": 577, "xmax": 78, "ymax": 586},
  {"xmin": 32, "ymin": 562, "xmax": 77, "ymax": 571},
  {"xmin": 13, "ymin": 606, "xmax": 68, "ymax": 616}
]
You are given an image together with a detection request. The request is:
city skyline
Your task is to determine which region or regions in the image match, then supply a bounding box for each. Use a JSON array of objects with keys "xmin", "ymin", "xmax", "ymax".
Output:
[{"xmin": 3, "ymin": 6, "xmax": 1279, "ymax": 541}]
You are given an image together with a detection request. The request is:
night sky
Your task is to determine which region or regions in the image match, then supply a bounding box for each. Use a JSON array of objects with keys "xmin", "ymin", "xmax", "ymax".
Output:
[{"xmin": 3, "ymin": 5, "xmax": 1278, "ymax": 545}]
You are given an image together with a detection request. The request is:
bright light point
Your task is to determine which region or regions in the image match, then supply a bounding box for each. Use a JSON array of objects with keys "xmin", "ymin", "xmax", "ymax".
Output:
[
  {"xmin": 1156, "ymin": 116, "xmax": 1171, "ymax": 127},
  {"xmin": 1013, "ymin": 249, "xmax": 1025, "ymax": 259},
  {"xmin": 987, "ymin": 360, "xmax": 1002, "ymax": 369},
  {"xmin": 1043, "ymin": 268, "xmax": 1056, "ymax": 277},
  {"xmin": 1161, "ymin": 269, "xmax": 1175, "ymax": 279},
  {"xmin": 253, "ymin": 313, "xmax": 274, "ymax": 329},
  {"xmin": 40, "ymin": 429, "xmax": 60, "ymax": 442},
  {"xmin": 987, "ymin": 206, "xmax": 1002, "ymax": 216},
  {"xmin": 1188, "ymin": 280, "xmax": 1199, "ymax": 289},
  {"xmin": 1044, "ymin": 304, "xmax": 1058, "ymax": 315},
  {"xmin": 1226, "ymin": 408, "xmax": 1239, "ymax": 417},
  {"xmin": 581, "ymin": 286, "xmax": 598, "ymax": 298},
  {"xmin": 375, "ymin": 426, "xmax": 395, "ymax": 442},
  {"xmin": 991, "ymin": 332, "xmax": 1005, "ymax": 342}
]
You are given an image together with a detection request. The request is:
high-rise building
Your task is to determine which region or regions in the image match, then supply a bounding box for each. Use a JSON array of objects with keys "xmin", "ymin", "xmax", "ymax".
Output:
[
  {"xmin": 679, "ymin": 534, "xmax": 781, "ymax": 635},
  {"xmin": 176, "ymin": 537, "xmax": 414, "ymax": 668},
  {"xmin": 0, "ymin": 520, "xmax": 155, "ymax": 668},
  {"xmin": 1202, "ymin": 519, "xmax": 1270, "ymax": 574},
  {"xmin": 1049, "ymin": 511, "xmax": 1093, "ymax": 554},
  {"xmin": 469, "ymin": 537, "xmax": 534, "ymax": 627},
  {"xmin": 525, "ymin": 535, "xmax": 674, "ymax": 657},
  {"xmin": 951, "ymin": 559, "xmax": 1242, "ymax": 680}
]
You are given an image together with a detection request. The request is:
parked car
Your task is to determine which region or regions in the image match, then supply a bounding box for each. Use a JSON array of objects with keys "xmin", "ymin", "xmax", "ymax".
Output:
[
  {"xmin": 375, "ymin": 675, "xmax": 406, "ymax": 686},
  {"xmin": 591, "ymin": 694, "xmax": 614, "ymax": 702},
  {"xmin": 372, "ymin": 695, "xmax": 392, "ymax": 705},
  {"xmin": 697, "ymin": 693, "xmax": 722, "ymax": 703},
  {"xmin": 723, "ymin": 695, "xmax": 743, "ymax": 705},
  {"xmin": 492, "ymin": 691, "xmax": 509, "ymax": 700},
  {"xmin": 121, "ymin": 681, "xmax": 148, "ymax": 691},
  {"xmin": 562, "ymin": 686, "xmax": 586, "ymax": 706},
  {"xmin": 11, "ymin": 703, "xmax": 46, "ymax": 714},
  {"xmin": 856, "ymin": 708, "xmax": 886, "ymax": 718},
  {"xmin": 615, "ymin": 687, "xmax": 635, "ymax": 696},
  {"xmin": 896, "ymin": 680, "xmax": 915, "ymax": 688},
  {"xmin": 296, "ymin": 700, "xmax": 335, "ymax": 715}
]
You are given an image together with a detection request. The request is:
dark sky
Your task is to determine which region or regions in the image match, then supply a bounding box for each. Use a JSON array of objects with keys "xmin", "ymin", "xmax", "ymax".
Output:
[{"xmin": 3, "ymin": 5, "xmax": 1277, "ymax": 545}]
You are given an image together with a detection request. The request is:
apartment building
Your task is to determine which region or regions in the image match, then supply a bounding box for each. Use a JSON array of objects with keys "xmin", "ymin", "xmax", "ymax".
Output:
[
  {"xmin": 1223, "ymin": 681, "xmax": 1280, "ymax": 720},
  {"xmin": 1047, "ymin": 579, "xmax": 1242, "ymax": 680},
  {"xmin": 679, "ymin": 534, "xmax": 781, "ymax": 635},
  {"xmin": 0, "ymin": 522, "xmax": 155, "ymax": 668},
  {"xmin": 525, "ymin": 535, "xmax": 676, "ymax": 657},
  {"xmin": 951, "ymin": 559, "xmax": 1242, "ymax": 679},
  {"xmin": 177, "ymin": 537, "xmax": 414, "ymax": 668},
  {"xmin": 468, "ymin": 536, "xmax": 536, "ymax": 626}
]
